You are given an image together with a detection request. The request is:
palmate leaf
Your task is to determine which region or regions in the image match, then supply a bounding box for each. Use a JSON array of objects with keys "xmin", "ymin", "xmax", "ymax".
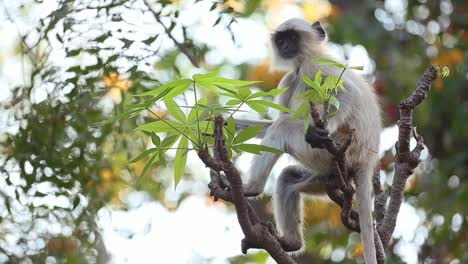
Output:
[
  {"xmin": 151, "ymin": 133, "xmax": 161, "ymax": 146},
  {"xmin": 238, "ymin": 87, "xmax": 252, "ymax": 99},
  {"xmin": 292, "ymin": 100, "xmax": 310, "ymax": 121},
  {"xmin": 314, "ymin": 69, "xmax": 323, "ymax": 85},
  {"xmin": 234, "ymin": 144, "xmax": 283, "ymax": 155},
  {"xmin": 164, "ymin": 99, "xmax": 186, "ymax": 123},
  {"xmin": 188, "ymin": 96, "xmax": 207, "ymax": 123},
  {"xmin": 249, "ymin": 99, "xmax": 293, "ymax": 113},
  {"xmin": 225, "ymin": 116, "xmax": 236, "ymax": 142},
  {"xmin": 312, "ymin": 58, "xmax": 345, "ymax": 68},
  {"xmin": 91, "ymin": 108, "xmax": 141, "ymax": 127},
  {"xmin": 328, "ymin": 96, "xmax": 340, "ymax": 115},
  {"xmin": 247, "ymin": 87, "xmax": 288, "ymax": 99},
  {"xmin": 138, "ymin": 151, "xmax": 159, "ymax": 182},
  {"xmin": 135, "ymin": 79, "xmax": 192, "ymax": 98},
  {"xmin": 129, "ymin": 148, "xmax": 157, "ymax": 163},
  {"xmin": 135, "ymin": 120, "xmax": 187, "ymax": 133},
  {"xmin": 226, "ymin": 99, "xmax": 242, "ymax": 106},
  {"xmin": 234, "ymin": 125, "xmax": 264, "ymax": 143},
  {"xmin": 161, "ymin": 134, "xmax": 181, "ymax": 148},
  {"xmin": 196, "ymin": 103, "xmax": 241, "ymax": 113},
  {"xmin": 246, "ymin": 101, "xmax": 267, "ymax": 113},
  {"xmin": 194, "ymin": 72, "xmax": 260, "ymax": 91},
  {"xmin": 174, "ymin": 137, "xmax": 189, "ymax": 187},
  {"xmin": 303, "ymin": 75, "xmax": 321, "ymax": 92}
]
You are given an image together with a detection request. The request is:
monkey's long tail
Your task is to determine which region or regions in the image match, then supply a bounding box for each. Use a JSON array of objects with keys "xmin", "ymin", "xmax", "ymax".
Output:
[
  {"xmin": 355, "ymin": 165, "xmax": 378, "ymax": 264},
  {"xmin": 234, "ymin": 119, "xmax": 273, "ymax": 138}
]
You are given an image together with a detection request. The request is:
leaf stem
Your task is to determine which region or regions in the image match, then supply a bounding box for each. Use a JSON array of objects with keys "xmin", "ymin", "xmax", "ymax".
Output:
[
  {"xmin": 193, "ymin": 81, "xmax": 201, "ymax": 145},
  {"xmin": 146, "ymin": 108, "xmax": 197, "ymax": 146}
]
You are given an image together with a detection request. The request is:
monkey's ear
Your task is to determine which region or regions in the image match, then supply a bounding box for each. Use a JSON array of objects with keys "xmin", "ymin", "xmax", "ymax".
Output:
[{"xmin": 312, "ymin": 21, "xmax": 326, "ymax": 41}]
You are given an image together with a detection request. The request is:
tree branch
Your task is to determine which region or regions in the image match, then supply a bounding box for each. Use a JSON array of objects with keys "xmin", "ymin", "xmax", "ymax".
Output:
[
  {"xmin": 143, "ymin": 0, "xmax": 200, "ymax": 68},
  {"xmin": 198, "ymin": 115, "xmax": 296, "ymax": 264},
  {"xmin": 378, "ymin": 66, "xmax": 437, "ymax": 247},
  {"xmin": 304, "ymin": 66, "xmax": 438, "ymax": 264}
]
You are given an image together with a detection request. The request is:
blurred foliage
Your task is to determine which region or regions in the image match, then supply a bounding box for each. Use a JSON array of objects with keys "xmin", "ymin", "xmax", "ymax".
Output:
[{"xmin": 0, "ymin": 0, "xmax": 466, "ymax": 263}]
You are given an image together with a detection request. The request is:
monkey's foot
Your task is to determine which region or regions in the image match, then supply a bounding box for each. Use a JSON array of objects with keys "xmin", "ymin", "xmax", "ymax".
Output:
[
  {"xmin": 305, "ymin": 126, "xmax": 330, "ymax": 149},
  {"xmin": 278, "ymin": 237, "xmax": 302, "ymax": 252}
]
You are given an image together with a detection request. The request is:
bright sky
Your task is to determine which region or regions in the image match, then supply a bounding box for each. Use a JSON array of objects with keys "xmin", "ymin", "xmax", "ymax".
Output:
[{"xmin": 0, "ymin": 0, "xmax": 430, "ymax": 263}]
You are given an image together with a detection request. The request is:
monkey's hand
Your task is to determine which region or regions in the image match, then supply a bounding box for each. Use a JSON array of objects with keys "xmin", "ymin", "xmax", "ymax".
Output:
[{"xmin": 305, "ymin": 126, "xmax": 330, "ymax": 149}]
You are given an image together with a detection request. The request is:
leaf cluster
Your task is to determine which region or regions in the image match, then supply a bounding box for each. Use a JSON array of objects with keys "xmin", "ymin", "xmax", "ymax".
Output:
[{"xmin": 97, "ymin": 72, "xmax": 289, "ymax": 187}]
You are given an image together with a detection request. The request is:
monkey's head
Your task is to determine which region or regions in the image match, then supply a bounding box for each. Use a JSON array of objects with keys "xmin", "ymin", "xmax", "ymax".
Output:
[{"xmin": 271, "ymin": 18, "xmax": 326, "ymax": 71}]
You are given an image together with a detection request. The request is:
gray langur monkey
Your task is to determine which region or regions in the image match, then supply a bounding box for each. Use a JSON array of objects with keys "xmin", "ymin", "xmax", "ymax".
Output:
[{"xmin": 239, "ymin": 18, "xmax": 381, "ymax": 264}]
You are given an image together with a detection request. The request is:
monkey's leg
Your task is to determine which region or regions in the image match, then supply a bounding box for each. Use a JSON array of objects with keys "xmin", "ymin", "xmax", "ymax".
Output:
[
  {"xmin": 244, "ymin": 115, "xmax": 330, "ymax": 196},
  {"xmin": 273, "ymin": 165, "xmax": 327, "ymax": 253}
]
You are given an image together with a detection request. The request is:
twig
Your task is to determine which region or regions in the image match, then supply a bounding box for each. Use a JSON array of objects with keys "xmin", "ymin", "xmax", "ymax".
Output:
[{"xmin": 143, "ymin": 0, "xmax": 200, "ymax": 68}]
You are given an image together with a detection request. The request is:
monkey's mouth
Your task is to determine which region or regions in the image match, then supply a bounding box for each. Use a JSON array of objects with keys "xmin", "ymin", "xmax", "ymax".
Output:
[{"xmin": 278, "ymin": 48, "xmax": 299, "ymax": 59}]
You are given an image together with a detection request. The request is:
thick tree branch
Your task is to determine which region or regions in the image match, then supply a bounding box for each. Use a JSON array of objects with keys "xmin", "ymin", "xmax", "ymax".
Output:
[
  {"xmin": 198, "ymin": 115, "xmax": 296, "ymax": 264},
  {"xmin": 378, "ymin": 66, "xmax": 438, "ymax": 247}
]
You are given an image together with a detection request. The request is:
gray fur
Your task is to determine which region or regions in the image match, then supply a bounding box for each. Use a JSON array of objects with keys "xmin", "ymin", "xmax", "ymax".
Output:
[{"xmin": 243, "ymin": 18, "xmax": 381, "ymax": 264}]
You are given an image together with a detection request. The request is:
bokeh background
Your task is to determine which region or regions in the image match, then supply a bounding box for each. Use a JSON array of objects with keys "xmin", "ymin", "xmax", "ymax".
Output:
[{"xmin": 0, "ymin": 0, "xmax": 466, "ymax": 263}]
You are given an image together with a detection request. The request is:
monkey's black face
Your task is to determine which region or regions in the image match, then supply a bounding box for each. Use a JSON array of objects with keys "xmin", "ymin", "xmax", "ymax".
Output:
[{"xmin": 274, "ymin": 30, "xmax": 301, "ymax": 59}]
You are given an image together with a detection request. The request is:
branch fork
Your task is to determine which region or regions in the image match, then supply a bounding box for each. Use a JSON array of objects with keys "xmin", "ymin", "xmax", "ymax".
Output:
[
  {"xmin": 198, "ymin": 66, "xmax": 438, "ymax": 264},
  {"xmin": 304, "ymin": 66, "xmax": 438, "ymax": 264}
]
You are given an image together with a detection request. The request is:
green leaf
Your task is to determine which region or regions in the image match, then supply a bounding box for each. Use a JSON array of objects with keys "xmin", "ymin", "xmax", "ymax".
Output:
[
  {"xmin": 194, "ymin": 72, "xmax": 260, "ymax": 90},
  {"xmin": 250, "ymin": 100, "xmax": 293, "ymax": 113},
  {"xmin": 135, "ymin": 120, "xmax": 186, "ymax": 133},
  {"xmin": 238, "ymin": 87, "xmax": 252, "ymax": 99},
  {"xmin": 92, "ymin": 109, "xmax": 141, "ymax": 127},
  {"xmin": 66, "ymin": 49, "xmax": 81, "ymax": 57},
  {"xmin": 292, "ymin": 101, "xmax": 309, "ymax": 121},
  {"xmin": 135, "ymin": 79, "xmax": 192, "ymax": 97},
  {"xmin": 314, "ymin": 70, "xmax": 323, "ymax": 85},
  {"xmin": 151, "ymin": 134, "xmax": 161, "ymax": 146},
  {"xmin": 312, "ymin": 58, "xmax": 345, "ymax": 68},
  {"xmin": 328, "ymin": 96, "xmax": 340, "ymax": 115},
  {"xmin": 303, "ymin": 75, "xmax": 321, "ymax": 91},
  {"xmin": 161, "ymin": 134, "xmax": 180, "ymax": 148},
  {"xmin": 246, "ymin": 102, "xmax": 267, "ymax": 113},
  {"xmin": 235, "ymin": 144, "xmax": 283, "ymax": 154},
  {"xmin": 129, "ymin": 148, "xmax": 157, "ymax": 163},
  {"xmin": 322, "ymin": 76, "xmax": 337, "ymax": 93},
  {"xmin": 139, "ymin": 152, "xmax": 158, "ymax": 179},
  {"xmin": 248, "ymin": 88, "xmax": 288, "ymax": 99},
  {"xmin": 235, "ymin": 126, "xmax": 264, "ymax": 143},
  {"xmin": 226, "ymin": 99, "xmax": 242, "ymax": 105},
  {"xmin": 188, "ymin": 96, "xmax": 207, "ymax": 123},
  {"xmin": 174, "ymin": 137, "xmax": 189, "ymax": 187},
  {"xmin": 164, "ymin": 99, "xmax": 186, "ymax": 123},
  {"xmin": 225, "ymin": 116, "xmax": 236, "ymax": 141}
]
